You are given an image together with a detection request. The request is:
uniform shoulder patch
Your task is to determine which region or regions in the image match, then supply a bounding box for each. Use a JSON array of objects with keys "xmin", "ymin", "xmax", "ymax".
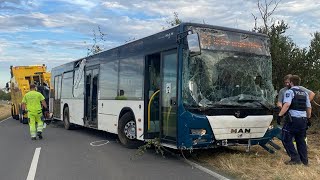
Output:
[{"xmin": 285, "ymin": 93, "xmax": 290, "ymax": 98}]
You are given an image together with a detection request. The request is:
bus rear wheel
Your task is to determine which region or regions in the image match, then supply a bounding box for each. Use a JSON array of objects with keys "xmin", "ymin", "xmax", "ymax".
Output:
[
  {"xmin": 118, "ymin": 112, "xmax": 141, "ymax": 149},
  {"xmin": 63, "ymin": 107, "xmax": 74, "ymax": 130}
]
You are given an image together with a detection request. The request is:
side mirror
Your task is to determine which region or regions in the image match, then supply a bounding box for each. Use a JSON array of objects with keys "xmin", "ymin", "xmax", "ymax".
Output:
[{"xmin": 187, "ymin": 33, "xmax": 201, "ymax": 57}]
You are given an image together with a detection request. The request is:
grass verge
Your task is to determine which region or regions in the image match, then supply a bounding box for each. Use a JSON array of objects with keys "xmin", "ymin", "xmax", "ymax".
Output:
[
  {"xmin": 192, "ymin": 123, "xmax": 320, "ymax": 180},
  {"xmin": 0, "ymin": 104, "xmax": 11, "ymax": 120}
]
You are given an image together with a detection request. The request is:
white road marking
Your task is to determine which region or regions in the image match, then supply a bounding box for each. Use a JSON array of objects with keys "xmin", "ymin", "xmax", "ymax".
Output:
[
  {"xmin": 90, "ymin": 140, "xmax": 110, "ymax": 146},
  {"xmin": 183, "ymin": 158, "xmax": 230, "ymax": 180},
  {"xmin": 26, "ymin": 147, "xmax": 41, "ymax": 180},
  {"xmin": 0, "ymin": 117, "xmax": 11, "ymax": 124}
]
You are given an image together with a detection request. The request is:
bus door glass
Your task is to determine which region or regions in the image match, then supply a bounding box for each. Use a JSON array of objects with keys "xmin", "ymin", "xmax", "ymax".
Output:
[
  {"xmin": 53, "ymin": 75, "xmax": 62, "ymax": 118},
  {"xmin": 161, "ymin": 50, "xmax": 178, "ymax": 141},
  {"xmin": 84, "ymin": 66, "xmax": 99, "ymax": 128},
  {"xmin": 145, "ymin": 53, "xmax": 161, "ymax": 138}
]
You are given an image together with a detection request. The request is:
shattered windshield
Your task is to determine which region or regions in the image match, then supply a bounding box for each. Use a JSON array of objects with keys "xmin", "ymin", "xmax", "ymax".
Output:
[
  {"xmin": 182, "ymin": 26, "xmax": 274, "ymax": 109},
  {"xmin": 182, "ymin": 49, "xmax": 274, "ymax": 109}
]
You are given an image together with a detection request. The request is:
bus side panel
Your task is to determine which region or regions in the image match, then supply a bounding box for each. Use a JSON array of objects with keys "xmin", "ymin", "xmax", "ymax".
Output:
[
  {"xmin": 98, "ymin": 100, "xmax": 144, "ymax": 140},
  {"xmin": 56, "ymin": 100, "xmax": 63, "ymax": 120},
  {"xmin": 62, "ymin": 99, "xmax": 84, "ymax": 126}
]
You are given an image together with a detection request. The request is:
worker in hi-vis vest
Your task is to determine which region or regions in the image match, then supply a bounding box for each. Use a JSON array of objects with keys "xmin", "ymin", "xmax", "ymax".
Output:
[{"xmin": 22, "ymin": 84, "xmax": 48, "ymax": 140}]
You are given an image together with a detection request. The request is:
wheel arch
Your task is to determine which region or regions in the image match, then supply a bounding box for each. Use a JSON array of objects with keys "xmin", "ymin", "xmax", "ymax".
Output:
[
  {"xmin": 63, "ymin": 103, "xmax": 69, "ymax": 112},
  {"xmin": 118, "ymin": 107, "xmax": 135, "ymax": 124}
]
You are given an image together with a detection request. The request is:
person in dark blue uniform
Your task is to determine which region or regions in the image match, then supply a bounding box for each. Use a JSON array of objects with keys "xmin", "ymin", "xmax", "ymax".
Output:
[
  {"xmin": 277, "ymin": 74, "xmax": 314, "ymax": 108},
  {"xmin": 278, "ymin": 75, "xmax": 311, "ymax": 166}
]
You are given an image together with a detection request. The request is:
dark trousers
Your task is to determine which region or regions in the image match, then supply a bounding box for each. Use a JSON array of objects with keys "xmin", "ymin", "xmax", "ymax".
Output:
[{"xmin": 282, "ymin": 117, "xmax": 308, "ymax": 165}]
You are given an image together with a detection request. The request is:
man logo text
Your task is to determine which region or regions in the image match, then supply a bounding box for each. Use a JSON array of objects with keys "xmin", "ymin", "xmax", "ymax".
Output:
[{"xmin": 230, "ymin": 129, "xmax": 251, "ymax": 133}]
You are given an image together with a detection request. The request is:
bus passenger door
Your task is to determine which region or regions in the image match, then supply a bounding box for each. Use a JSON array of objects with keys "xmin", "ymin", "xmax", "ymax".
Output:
[
  {"xmin": 160, "ymin": 50, "xmax": 178, "ymax": 142},
  {"xmin": 84, "ymin": 66, "xmax": 99, "ymax": 128},
  {"xmin": 53, "ymin": 75, "xmax": 62, "ymax": 119},
  {"xmin": 144, "ymin": 50, "xmax": 178, "ymax": 143},
  {"xmin": 144, "ymin": 53, "xmax": 161, "ymax": 139}
]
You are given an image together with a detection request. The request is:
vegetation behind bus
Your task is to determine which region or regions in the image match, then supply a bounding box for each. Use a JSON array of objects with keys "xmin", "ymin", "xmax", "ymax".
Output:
[
  {"xmin": 0, "ymin": 90, "xmax": 10, "ymax": 101},
  {"xmin": 252, "ymin": 0, "xmax": 320, "ymax": 92}
]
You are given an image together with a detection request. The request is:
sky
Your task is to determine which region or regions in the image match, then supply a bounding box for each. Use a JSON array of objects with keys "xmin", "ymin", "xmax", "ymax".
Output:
[{"xmin": 0, "ymin": 0, "xmax": 319, "ymax": 88}]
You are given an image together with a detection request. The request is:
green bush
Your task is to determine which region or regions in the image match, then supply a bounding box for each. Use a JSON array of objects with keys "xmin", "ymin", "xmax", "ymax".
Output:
[{"xmin": 0, "ymin": 90, "xmax": 10, "ymax": 101}]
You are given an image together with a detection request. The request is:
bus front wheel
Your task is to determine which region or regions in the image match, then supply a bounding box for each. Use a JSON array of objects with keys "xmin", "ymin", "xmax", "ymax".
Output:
[{"xmin": 118, "ymin": 112, "xmax": 141, "ymax": 149}]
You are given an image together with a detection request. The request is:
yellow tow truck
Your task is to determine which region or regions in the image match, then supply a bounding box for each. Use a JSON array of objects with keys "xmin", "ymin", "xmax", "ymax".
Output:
[{"xmin": 7, "ymin": 64, "xmax": 51, "ymax": 123}]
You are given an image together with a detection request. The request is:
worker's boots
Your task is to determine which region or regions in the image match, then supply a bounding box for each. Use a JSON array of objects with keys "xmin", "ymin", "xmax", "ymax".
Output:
[
  {"xmin": 37, "ymin": 132, "xmax": 43, "ymax": 140},
  {"xmin": 31, "ymin": 137, "xmax": 36, "ymax": 140}
]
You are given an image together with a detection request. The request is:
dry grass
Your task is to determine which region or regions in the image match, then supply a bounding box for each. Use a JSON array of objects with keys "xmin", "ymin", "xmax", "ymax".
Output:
[
  {"xmin": 193, "ymin": 125, "xmax": 320, "ymax": 180},
  {"xmin": 0, "ymin": 104, "xmax": 11, "ymax": 120}
]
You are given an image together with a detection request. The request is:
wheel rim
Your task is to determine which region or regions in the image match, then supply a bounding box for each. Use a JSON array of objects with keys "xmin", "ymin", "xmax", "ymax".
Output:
[{"xmin": 124, "ymin": 120, "xmax": 136, "ymax": 139}]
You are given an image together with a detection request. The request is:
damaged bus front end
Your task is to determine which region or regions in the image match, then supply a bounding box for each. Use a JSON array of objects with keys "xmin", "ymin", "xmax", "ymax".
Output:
[{"xmin": 178, "ymin": 24, "xmax": 280, "ymax": 152}]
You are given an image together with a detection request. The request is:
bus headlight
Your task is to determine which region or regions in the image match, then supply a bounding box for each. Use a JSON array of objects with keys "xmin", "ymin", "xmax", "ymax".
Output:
[{"xmin": 191, "ymin": 129, "xmax": 206, "ymax": 136}]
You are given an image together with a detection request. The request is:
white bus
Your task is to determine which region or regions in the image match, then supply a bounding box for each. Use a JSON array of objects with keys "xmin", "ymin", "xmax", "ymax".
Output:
[{"xmin": 50, "ymin": 23, "xmax": 276, "ymax": 150}]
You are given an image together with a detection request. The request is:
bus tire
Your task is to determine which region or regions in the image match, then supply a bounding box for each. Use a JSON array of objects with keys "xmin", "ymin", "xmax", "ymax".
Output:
[
  {"xmin": 118, "ymin": 112, "xmax": 141, "ymax": 149},
  {"xmin": 63, "ymin": 107, "xmax": 74, "ymax": 130}
]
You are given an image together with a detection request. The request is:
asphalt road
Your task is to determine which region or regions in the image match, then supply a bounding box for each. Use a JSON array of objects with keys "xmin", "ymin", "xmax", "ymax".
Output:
[{"xmin": 0, "ymin": 118, "xmax": 219, "ymax": 180}]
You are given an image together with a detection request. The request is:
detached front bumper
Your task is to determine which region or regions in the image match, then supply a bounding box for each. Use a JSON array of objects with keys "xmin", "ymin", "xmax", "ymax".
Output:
[
  {"xmin": 250, "ymin": 126, "xmax": 282, "ymax": 153},
  {"xmin": 215, "ymin": 126, "xmax": 282, "ymax": 153}
]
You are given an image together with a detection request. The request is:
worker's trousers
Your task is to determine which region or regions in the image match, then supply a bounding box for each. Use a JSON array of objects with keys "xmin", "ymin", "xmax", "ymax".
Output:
[
  {"xmin": 282, "ymin": 117, "xmax": 308, "ymax": 165},
  {"xmin": 28, "ymin": 112, "xmax": 44, "ymax": 138}
]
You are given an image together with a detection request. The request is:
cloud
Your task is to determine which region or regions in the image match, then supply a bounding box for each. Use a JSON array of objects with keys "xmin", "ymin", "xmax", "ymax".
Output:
[
  {"xmin": 0, "ymin": 39, "xmax": 8, "ymax": 54},
  {"xmin": 0, "ymin": 0, "xmax": 319, "ymax": 65},
  {"xmin": 279, "ymin": 0, "xmax": 319, "ymax": 14},
  {"xmin": 0, "ymin": 13, "xmax": 47, "ymax": 32},
  {"xmin": 63, "ymin": 0, "xmax": 96, "ymax": 8},
  {"xmin": 0, "ymin": 46, "xmax": 79, "ymax": 64},
  {"xmin": 0, "ymin": 12, "xmax": 100, "ymax": 34},
  {"xmin": 48, "ymin": 0, "xmax": 96, "ymax": 10},
  {"xmin": 0, "ymin": 0, "xmax": 37, "ymax": 12},
  {"xmin": 102, "ymin": 1, "xmax": 128, "ymax": 10}
]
